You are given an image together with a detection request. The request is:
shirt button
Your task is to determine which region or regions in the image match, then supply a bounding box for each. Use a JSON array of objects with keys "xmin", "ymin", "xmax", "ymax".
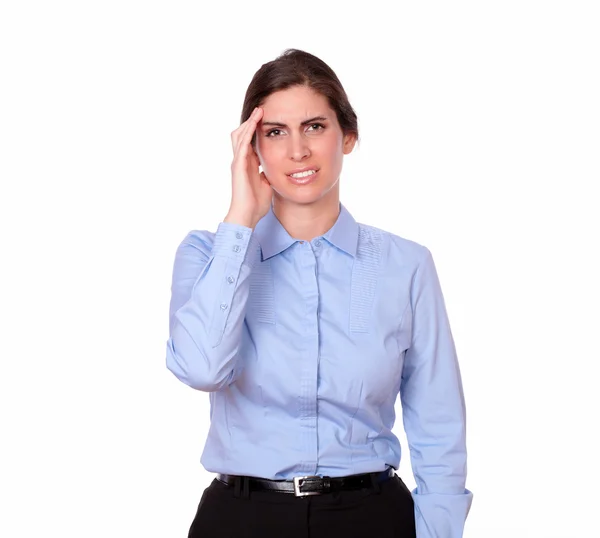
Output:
[
  {"xmin": 235, "ymin": 232, "xmax": 243, "ymax": 239},
  {"xmin": 233, "ymin": 245, "xmax": 240, "ymax": 253},
  {"xmin": 315, "ymin": 239, "xmax": 321, "ymax": 247},
  {"xmin": 227, "ymin": 276, "xmax": 234, "ymax": 284},
  {"xmin": 220, "ymin": 303, "xmax": 228, "ymax": 310}
]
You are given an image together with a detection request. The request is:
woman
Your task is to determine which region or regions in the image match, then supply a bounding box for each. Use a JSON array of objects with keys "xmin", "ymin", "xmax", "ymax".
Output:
[{"xmin": 166, "ymin": 49, "xmax": 473, "ymax": 538}]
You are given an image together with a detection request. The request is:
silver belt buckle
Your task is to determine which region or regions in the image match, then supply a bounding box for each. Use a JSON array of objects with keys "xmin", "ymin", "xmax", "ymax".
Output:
[{"xmin": 293, "ymin": 476, "xmax": 322, "ymax": 497}]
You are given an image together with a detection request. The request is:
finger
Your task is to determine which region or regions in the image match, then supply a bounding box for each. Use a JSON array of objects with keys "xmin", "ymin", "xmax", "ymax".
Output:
[
  {"xmin": 231, "ymin": 107, "xmax": 262, "ymax": 151},
  {"xmin": 231, "ymin": 108, "xmax": 258, "ymax": 139},
  {"xmin": 231, "ymin": 118, "xmax": 251, "ymax": 149},
  {"xmin": 236, "ymin": 107, "xmax": 263, "ymax": 155},
  {"xmin": 231, "ymin": 114, "xmax": 250, "ymax": 150},
  {"xmin": 231, "ymin": 132, "xmax": 258, "ymax": 172},
  {"xmin": 232, "ymin": 144, "xmax": 259, "ymax": 179},
  {"xmin": 234, "ymin": 108, "xmax": 262, "ymax": 155}
]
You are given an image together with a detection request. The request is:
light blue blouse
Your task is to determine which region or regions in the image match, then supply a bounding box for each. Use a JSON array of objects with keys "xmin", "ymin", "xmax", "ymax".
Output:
[{"xmin": 166, "ymin": 202, "xmax": 473, "ymax": 537}]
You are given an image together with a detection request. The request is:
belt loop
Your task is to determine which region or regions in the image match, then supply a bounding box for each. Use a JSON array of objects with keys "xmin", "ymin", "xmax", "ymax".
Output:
[
  {"xmin": 242, "ymin": 476, "xmax": 250, "ymax": 500},
  {"xmin": 370, "ymin": 472, "xmax": 381, "ymax": 494},
  {"xmin": 233, "ymin": 476, "xmax": 241, "ymax": 498}
]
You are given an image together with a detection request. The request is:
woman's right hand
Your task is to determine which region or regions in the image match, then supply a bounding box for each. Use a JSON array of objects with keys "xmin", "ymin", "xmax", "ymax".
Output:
[{"xmin": 225, "ymin": 107, "xmax": 273, "ymax": 229}]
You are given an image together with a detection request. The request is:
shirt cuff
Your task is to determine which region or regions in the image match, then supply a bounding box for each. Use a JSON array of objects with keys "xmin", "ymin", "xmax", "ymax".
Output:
[
  {"xmin": 212, "ymin": 221, "xmax": 261, "ymax": 268},
  {"xmin": 411, "ymin": 487, "xmax": 474, "ymax": 538}
]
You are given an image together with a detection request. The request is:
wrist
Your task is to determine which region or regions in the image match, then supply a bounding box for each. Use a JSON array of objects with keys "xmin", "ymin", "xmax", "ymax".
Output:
[{"xmin": 223, "ymin": 210, "xmax": 258, "ymax": 229}]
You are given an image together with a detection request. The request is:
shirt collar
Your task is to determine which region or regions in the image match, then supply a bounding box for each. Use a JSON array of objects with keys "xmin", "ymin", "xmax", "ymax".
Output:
[{"xmin": 254, "ymin": 202, "xmax": 359, "ymax": 261}]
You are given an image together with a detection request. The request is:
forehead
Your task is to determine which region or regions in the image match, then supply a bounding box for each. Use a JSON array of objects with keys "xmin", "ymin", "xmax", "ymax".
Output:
[{"xmin": 260, "ymin": 86, "xmax": 333, "ymax": 121}]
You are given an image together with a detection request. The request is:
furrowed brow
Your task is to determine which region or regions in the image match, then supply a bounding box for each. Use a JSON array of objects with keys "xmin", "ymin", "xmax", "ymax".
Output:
[{"xmin": 261, "ymin": 116, "xmax": 328, "ymax": 128}]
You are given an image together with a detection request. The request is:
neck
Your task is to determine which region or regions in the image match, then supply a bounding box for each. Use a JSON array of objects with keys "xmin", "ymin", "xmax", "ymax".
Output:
[{"xmin": 272, "ymin": 188, "xmax": 341, "ymax": 242}]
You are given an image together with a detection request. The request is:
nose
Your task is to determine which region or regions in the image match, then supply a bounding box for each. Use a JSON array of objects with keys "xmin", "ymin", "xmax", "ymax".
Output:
[{"xmin": 288, "ymin": 132, "xmax": 310, "ymax": 161}]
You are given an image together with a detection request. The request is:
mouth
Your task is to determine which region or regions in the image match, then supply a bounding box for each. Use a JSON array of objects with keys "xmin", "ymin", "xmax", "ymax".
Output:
[{"xmin": 286, "ymin": 168, "xmax": 319, "ymax": 185}]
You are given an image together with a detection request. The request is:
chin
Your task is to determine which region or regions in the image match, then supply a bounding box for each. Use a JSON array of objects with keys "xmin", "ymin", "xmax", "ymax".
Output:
[{"xmin": 281, "ymin": 187, "xmax": 338, "ymax": 207}]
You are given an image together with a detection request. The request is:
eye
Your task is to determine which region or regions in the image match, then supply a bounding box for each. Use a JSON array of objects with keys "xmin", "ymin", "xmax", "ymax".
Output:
[{"xmin": 265, "ymin": 123, "xmax": 325, "ymax": 138}]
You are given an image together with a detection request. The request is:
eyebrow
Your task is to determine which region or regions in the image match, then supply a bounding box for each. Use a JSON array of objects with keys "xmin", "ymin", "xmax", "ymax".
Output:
[{"xmin": 261, "ymin": 116, "xmax": 328, "ymax": 128}]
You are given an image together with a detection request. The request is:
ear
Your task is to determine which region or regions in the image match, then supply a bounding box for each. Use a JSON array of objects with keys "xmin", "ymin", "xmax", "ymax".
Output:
[{"xmin": 342, "ymin": 132, "xmax": 357, "ymax": 155}]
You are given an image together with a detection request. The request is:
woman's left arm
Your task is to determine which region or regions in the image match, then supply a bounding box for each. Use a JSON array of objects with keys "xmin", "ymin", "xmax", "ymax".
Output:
[{"xmin": 400, "ymin": 246, "xmax": 474, "ymax": 538}]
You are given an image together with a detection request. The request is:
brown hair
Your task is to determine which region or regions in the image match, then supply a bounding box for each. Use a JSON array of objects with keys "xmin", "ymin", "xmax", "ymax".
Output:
[{"xmin": 241, "ymin": 48, "xmax": 359, "ymax": 149}]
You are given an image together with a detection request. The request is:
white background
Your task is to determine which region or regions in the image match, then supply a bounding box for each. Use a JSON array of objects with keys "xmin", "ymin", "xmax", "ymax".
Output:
[{"xmin": 1, "ymin": 1, "xmax": 598, "ymax": 537}]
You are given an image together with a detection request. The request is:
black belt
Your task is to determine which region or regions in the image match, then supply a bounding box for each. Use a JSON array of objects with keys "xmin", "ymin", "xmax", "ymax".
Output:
[{"xmin": 216, "ymin": 467, "xmax": 395, "ymax": 497}]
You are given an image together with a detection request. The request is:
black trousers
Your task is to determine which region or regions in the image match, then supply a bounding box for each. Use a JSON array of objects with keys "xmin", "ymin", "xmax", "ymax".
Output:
[{"xmin": 188, "ymin": 472, "xmax": 417, "ymax": 538}]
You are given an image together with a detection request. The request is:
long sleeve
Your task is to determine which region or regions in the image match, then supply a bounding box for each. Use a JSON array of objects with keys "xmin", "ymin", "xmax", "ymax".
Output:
[
  {"xmin": 166, "ymin": 221, "xmax": 261, "ymax": 392},
  {"xmin": 399, "ymin": 247, "xmax": 473, "ymax": 538}
]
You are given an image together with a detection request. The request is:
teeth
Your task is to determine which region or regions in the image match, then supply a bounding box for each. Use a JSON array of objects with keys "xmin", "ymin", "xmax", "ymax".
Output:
[{"xmin": 290, "ymin": 170, "xmax": 316, "ymax": 178}]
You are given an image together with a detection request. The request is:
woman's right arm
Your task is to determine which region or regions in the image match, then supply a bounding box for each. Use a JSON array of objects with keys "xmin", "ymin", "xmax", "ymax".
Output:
[
  {"xmin": 166, "ymin": 224, "xmax": 260, "ymax": 391},
  {"xmin": 165, "ymin": 106, "xmax": 272, "ymax": 392}
]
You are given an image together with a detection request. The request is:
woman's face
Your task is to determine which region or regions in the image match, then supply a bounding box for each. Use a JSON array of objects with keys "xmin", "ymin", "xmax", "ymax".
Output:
[{"xmin": 255, "ymin": 85, "xmax": 356, "ymax": 206}]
